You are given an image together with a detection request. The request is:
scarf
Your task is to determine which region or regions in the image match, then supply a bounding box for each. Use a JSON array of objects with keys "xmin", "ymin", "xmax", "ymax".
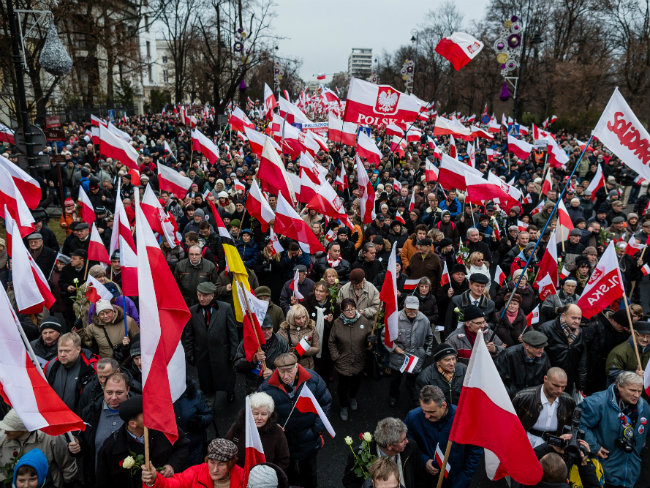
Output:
[
  {"xmin": 314, "ymin": 305, "xmax": 326, "ymax": 358},
  {"xmin": 506, "ymin": 309, "xmax": 518, "ymax": 324},
  {"xmin": 327, "ymin": 257, "xmax": 341, "ymax": 267},
  {"xmin": 341, "ymin": 311, "xmax": 360, "ymax": 325},
  {"xmin": 464, "ymin": 325, "xmax": 477, "ymax": 346}
]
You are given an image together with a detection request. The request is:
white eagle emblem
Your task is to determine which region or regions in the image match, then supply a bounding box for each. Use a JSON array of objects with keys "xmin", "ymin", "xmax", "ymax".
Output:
[{"xmin": 377, "ymin": 90, "xmax": 399, "ymax": 113}]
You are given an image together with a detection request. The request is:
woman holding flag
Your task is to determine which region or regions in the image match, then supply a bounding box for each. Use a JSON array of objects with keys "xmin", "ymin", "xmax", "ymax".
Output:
[{"xmin": 277, "ymin": 304, "xmax": 321, "ymax": 370}]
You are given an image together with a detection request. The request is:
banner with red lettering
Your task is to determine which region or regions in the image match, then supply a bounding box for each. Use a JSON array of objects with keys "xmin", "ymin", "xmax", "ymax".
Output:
[
  {"xmin": 593, "ymin": 88, "xmax": 650, "ymax": 182},
  {"xmin": 576, "ymin": 242, "xmax": 624, "ymax": 319}
]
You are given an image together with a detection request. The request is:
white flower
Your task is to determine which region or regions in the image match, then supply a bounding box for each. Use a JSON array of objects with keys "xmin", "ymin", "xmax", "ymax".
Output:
[
  {"xmin": 122, "ymin": 456, "xmax": 135, "ymax": 469},
  {"xmin": 362, "ymin": 432, "xmax": 372, "ymax": 442},
  {"xmin": 73, "ymin": 278, "xmax": 79, "ymax": 284},
  {"xmin": 453, "ymin": 307, "xmax": 460, "ymax": 314},
  {"xmin": 345, "ymin": 436, "xmax": 353, "ymax": 446}
]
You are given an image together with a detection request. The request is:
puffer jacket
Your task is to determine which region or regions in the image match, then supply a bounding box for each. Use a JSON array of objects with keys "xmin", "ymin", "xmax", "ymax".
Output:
[
  {"xmin": 388, "ymin": 310, "xmax": 435, "ymax": 373},
  {"xmin": 277, "ymin": 320, "xmax": 321, "ymax": 370},
  {"xmin": 579, "ymin": 384, "xmax": 649, "ymax": 488},
  {"xmin": 236, "ymin": 239, "xmax": 258, "ymax": 268},
  {"xmin": 328, "ymin": 315, "xmax": 372, "ymax": 376},
  {"xmin": 537, "ymin": 317, "xmax": 587, "ymax": 393},
  {"xmin": 85, "ymin": 305, "xmax": 140, "ymax": 359}
]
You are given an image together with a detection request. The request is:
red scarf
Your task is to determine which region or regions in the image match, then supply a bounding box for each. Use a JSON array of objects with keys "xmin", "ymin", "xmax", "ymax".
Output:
[{"xmin": 464, "ymin": 325, "xmax": 477, "ymax": 346}]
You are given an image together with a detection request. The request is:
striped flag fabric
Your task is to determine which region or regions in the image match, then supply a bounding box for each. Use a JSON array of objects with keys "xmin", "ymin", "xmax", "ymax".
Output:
[
  {"xmin": 295, "ymin": 337, "xmax": 311, "ymax": 356},
  {"xmin": 403, "ymin": 278, "xmax": 420, "ymax": 291},
  {"xmin": 400, "ymin": 354, "xmax": 418, "ymax": 373},
  {"xmin": 244, "ymin": 395, "xmax": 266, "ymax": 486},
  {"xmin": 295, "ymin": 383, "xmax": 335, "ymax": 438},
  {"xmin": 526, "ymin": 305, "xmax": 540, "ymax": 328},
  {"xmin": 435, "ymin": 442, "xmax": 450, "ymax": 477}
]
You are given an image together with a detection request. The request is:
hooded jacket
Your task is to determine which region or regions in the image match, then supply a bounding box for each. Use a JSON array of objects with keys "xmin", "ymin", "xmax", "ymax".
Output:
[{"xmin": 12, "ymin": 448, "xmax": 49, "ymax": 488}]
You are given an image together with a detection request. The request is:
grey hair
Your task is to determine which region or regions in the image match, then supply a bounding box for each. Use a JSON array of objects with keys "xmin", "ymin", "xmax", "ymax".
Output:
[
  {"xmin": 248, "ymin": 392, "xmax": 275, "ymax": 414},
  {"xmin": 466, "ymin": 228, "xmax": 479, "ymax": 238},
  {"xmin": 616, "ymin": 371, "xmax": 643, "ymax": 388},
  {"xmin": 374, "ymin": 417, "xmax": 407, "ymax": 448},
  {"xmin": 419, "ymin": 385, "xmax": 447, "ymax": 406},
  {"xmin": 97, "ymin": 358, "xmax": 119, "ymax": 370},
  {"xmin": 563, "ymin": 279, "xmax": 577, "ymax": 286},
  {"xmin": 418, "ymin": 277, "xmax": 432, "ymax": 287}
]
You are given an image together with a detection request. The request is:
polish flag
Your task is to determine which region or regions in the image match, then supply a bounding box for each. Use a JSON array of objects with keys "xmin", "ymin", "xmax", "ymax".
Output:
[
  {"xmin": 441, "ymin": 262, "xmax": 451, "ymax": 287},
  {"xmin": 335, "ymin": 163, "xmax": 348, "ymax": 191},
  {"xmin": 0, "ymin": 154, "xmax": 41, "ymax": 209},
  {"xmin": 295, "ymin": 383, "xmax": 335, "ymax": 437},
  {"xmin": 560, "ymin": 265, "xmax": 571, "ymax": 280},
  {"xmin": 0, "ymin": 123, "xmax": 15, "ymax": 145},
  {"xmin": 471, "ymin": 125, "xmax": 494, "ymax": 140},
  {"xmin": 507, "ymin": 135, "xmax": 533, "ymax": 160},
  {"xmin": 385, "ymin": 123, "xmax": 405, "ymax": 138},
  {"xmin": 438, "ymin": 154, "xmax": 483, "ymax": 192},
  {"xmin": 158, "ymin": 163, "xmax": 192, "ymax": 199},
  {"xmin": 295, "ymin": 338, "xmax": 311, "ymax": 356},
  {"xmin": 88, "ymin": 223, "xmax": 110, "ymax": 265},
  {"xmin": 403, "ymin": 278, "xmax": 420, "ymax": 291},
  {"xmin": 328, "ymin": 113, "xmax": 358, "ymax": 146},
  {"xmin": 108, "ymin": 121, "xmax": 132, "ymax": 142},
  {"xmin": 5, "ymin": 207, "xmax": 55, "ymax": 314},
  {"xmin": 98, "ymin": 125, "xmax": 140, "ymax": 173},
  {"xmin": 264, "ymin": 83, "xmax": 278, "ymax": 119},
  {"xmin": 448, "ymin": 134, "xmax": 457, "ymax": 158},
  {"xmin": 408, "ymin": 191, "xmax": 416, "ymax": 212},
  {"xmin": 343, "ymin": 77, "xmax": 421, "ymax": 127},
  {"xmin": 316, "ymin": 72, "xmax": 326, "ymax": 80},
  {"xmin": 541, "ymin": 170, "xmax": 553, "ymax": 196},
  {"xmin": 298, "ymin": 167, "xmax": 319, "ymax": 204},
  {"xmin": 258, "ymin": 138, "xmax": 296, "ymax": 203},
  {"xmin": 279, "ymin": 97, "xmax": 311, "ymax": 125},
  {"xmin": 0, "ymin": 169, "xmax": 35, "ymax": 238},
  {"xmin": 84, "ymin": 274, "xmax": 113, "ymax": 303},
  {"xmin": 390, "ymin": 136, "xmax": 407, "ymax": 157},
  {"xmin": 494, "ymin": 265, "xmax": 506, "ymax": 286},
  {"xmin": 237, "ymin": 284, "xmax": 267, "ymax": 361},
  {"xmin": 141, "ymin": 185, "xmax": 179, "ymax": 249},
  {"xmin": 0, "ymin": 285, "xmax": 85, "ymax": 436},
  {"xmin": 406, "ymin": 127, "xmax": 422, "ymax": 142},
  {"xmin": 556, "ymin": 200, "xmax": 574, "ymax": 242},
  {"xmin": 518, "ymin": 124, "xmax": 529, "ymax": 136},
  {"xmin": 586, "ymin": 164, "xmax": 605, "ymax": 202},
  {"xmin": 135, "ymin": 198, "xmax": 190, "ymax": 444},
  {"xmin": 625, "ymin": 235, "xmax": 645, "ymax": 256},
  {"xmin": 465, "ymin": 171, "xmax": 511, "ymax": 205},
  {"xmin": 244, "ymin": 395, "xmax": 266, "ymax": 485},
  {"xmin": 290, "ymin": 269, "xmax": 305, "ymax": 300},
  {"xmin": 305, "ymin": 174, "xmax": 348, "ymax": 222},
  {"xmin": 435, "ymin": 443, "xmax": 451, "ymax": 477},
  {"xmin": 91, "ymin": 114, "xmax": 107, "ymax": 127},
  {"xmin": 119, "ymin": 236, "xmax": 138, "ymax": 296},
  {"xmin": 394, "ymin": 213, "xmax": 406, "ymax": 225},
  {"xmin": 517, "ymin": 220, "xmax": 529, "ymax": 232},
  {"xmin": 425, "ymin": 160, "xmax": 439, "ymax": 182},
  {"xmin": 547, "ymin": 139, "xmax": 569, "ymax": 168},
  {"xmin": 449, "ymin": 330, "xmax": 543, "ymax": 484},
  {"xmin": 356, "ymin": 156, "xmax": 376, "ymax": 224},
  {"xmin": 577, "ymin": 242, "xmax": 625, "ymax": 319},
  {"xmin": 642, "ymin": 263, "xmax": 650, "ymax": 276},
  {"xmin": 435, "ymin": 32, "xmax": 484, "ymax": 71},
  {"xmin": 357, "ymin": 131, "xmax": 382, "ymax": 166},
  {"xmin": 467, "ymin": 140, "xmax": 476, "ymax": 167},
  {"xmin": 269, "ymin": 228, "xmax": 284, "ymax": 257},
  {"xmin": 109, "ymin": 181, "xmax": 136, "ymax": 257},
  {"xmin": 393, "ymin": 179, "xmax": 402, "ymax": 192},
  {"xmin": 228, "ymin": 107, "xmax": 255, "ymax": 133},
  {"xmin": 488, "ymin": 117, "xmax": 501, "ymax": 133},
  {"xmin": 526, "ymin": 305, "xmax": 540, "ymax": 328},
  {"xmin": 634, "ymin": 175, "xmax": 646, "ymax": 185},
  {"xmin": 191, "ymin": 129, "xmax": 220, "ymax": 165},
  {"xmin": 274, "ymin": 193, "xmax": 324, "ymax": 254},
  {"xmin": 400, "ymin": 354, "xmax": 418, "ymax": 373},
  {"xmin": 536, "ymin": 229, "xmax": 558, "ymax": 289},
  {"xmin": 434, "ymin": 117, "xmax": 472, "ymax": 139},
  {"xmin": 245, "ymin": 180, "xmax": 275, "ymax": 232},
  {"xmin": 245, "ymin": 126, "xmax": 278, "ymax": 156},
  {"xmin": 78, "ymin": 187, "xmax": 96, "ymax": 226},
  {"xmin": 379, "ymin": 246, "xmax": 399, "ymax": 348},
  {"xmin": 537, "ymin": 273, "xmax": 557, "ymax": 302}
]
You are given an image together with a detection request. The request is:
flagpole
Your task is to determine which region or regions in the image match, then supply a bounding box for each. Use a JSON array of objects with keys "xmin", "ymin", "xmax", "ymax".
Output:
[
  {"xmin": 538, "ymin": 154, "xmax": 549, "ymax": 199},
  {"xmin": 282, "ymin": 397, "xmax": 300, "ymax": 430},
  {"xmin": 621, "ymin": 292, "xmax": 644, "ymax": 372},
  {"xmin": 83, "ymin": 257, "xmax": 90, "ymax": 281},
  {"xmin": 144, "ymin": 427, "xmax": 150, "ymax": 467},
  {"xmin": 435, "ymin": 440, "xmax": 453, "ymax": 488},
  {"xmin": 236, "ymin": 280, "xmax": 267, "ymax": 371},
  {"xmin": 122, "ymin": 295, "xmax": 128, "ymax": 337},
  {"xmin": 489, "ymin": 134, "xmax": 595, "ymax": 342}
]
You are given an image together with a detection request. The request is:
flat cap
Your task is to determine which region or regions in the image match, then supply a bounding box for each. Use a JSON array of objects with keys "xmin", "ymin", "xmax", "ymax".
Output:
[
  {"xmin": 274, "ymin": 352, "xmax": 298, "ymax": 369},
  {"xmin": 207, "ymin": 438, "xmax": 238, "ymax": 462},
  {"xmin": 569, "ymin": 228, "xmax": 582, "ymax": 237},
  {"xmin": 611, "ymin": 216, "xmax": 625, "ymax": 223},
  {"xmin": 293, "ymin": 264, "xmax": 307, "ymax": 273},
  {"xmin": 522, "ymin": 330, "xmax": 548, "ymax": 347},
  {"xmin": 197, "ymin": 282, "xmax": 217, "ymax": 294},
  {"xmin": 254, "ymin": 286, "xmax": 271, "ymax": 298},
  {"xmin": 469, "ymin": 273, "xmax": 489, "ymax": 284},
  {"xmin": 26, "ymin": 232, "xmax": 43, "ymax": 240}
]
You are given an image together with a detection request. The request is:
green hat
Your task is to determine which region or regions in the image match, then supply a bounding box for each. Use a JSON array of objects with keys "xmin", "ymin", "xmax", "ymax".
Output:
[
  {"xmin": 197, "ymin": 282, "xmax": 217, "ymax": 294},
  {"xmin": 229, "ymin": 219, "xmax": 241, "ymax": 228},
  {"xmin": 255, "ymin": 286, "xmax": 271, "ymax": 298}
]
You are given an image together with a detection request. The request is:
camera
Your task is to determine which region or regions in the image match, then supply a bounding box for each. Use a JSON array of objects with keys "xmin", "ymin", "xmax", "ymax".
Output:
[
  {"xmin": 615, "ymin": 437, "xmax": 634, "ymax": 453},
  {"xmin": 542, "ymin": 409, "xmax": 588, "ymax": 462}
]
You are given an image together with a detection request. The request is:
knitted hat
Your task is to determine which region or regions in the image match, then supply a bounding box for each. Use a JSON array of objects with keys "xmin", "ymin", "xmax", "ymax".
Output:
[
  {"xmin": 207, "ymin": 438, "xmax": 238, "ymax": 461},
  {"xmin": 96, "ymin": 299, "xmax": 113, "ymax": 314},
  {"xmin": 247, "ymin": 464, "xmax": 279, "ymax": 488},
  {"xmin": 39, "ymin": 317, "xmax": 63, "ymax": 333}
]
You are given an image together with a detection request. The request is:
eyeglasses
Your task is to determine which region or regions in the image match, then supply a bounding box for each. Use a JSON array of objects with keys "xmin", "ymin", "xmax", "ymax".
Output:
[{"xmin": 343, "ymin": 308, "xmax": 356, "ymax": 313}]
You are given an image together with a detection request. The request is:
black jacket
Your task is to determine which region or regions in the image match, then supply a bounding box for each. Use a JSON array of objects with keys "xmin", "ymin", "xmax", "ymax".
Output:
[
  {"xmin": 413, "ymin": 292, "xmax": 438, "ymax": 325},
  {"xmin": 234, "ymin": 333, "xmax": 289, "ymax": 393},
  {"xmin": 311, "ymin": 255, "xmax": 351, "ymax": 283},
  {"xmin": 416, "ymin": 362, "xmax": 467, "ymax": 405},
  {"xmin": 31, "ymin": 245, "xmax": 58, "ymax": 277},
  {"xmin": 512, "ymin": 385, "xmax": 576, "ymax": 434},
  {"xmin": 537, "ymin": 318, "xmax": 587, "ymax": 393},
  {"xmin": 495, "ymin": 344, "xmax": 551, "ymax": 398},
  {"xmin": 44, "ymin": 350, "xmax": 98, "ymax": 413}
]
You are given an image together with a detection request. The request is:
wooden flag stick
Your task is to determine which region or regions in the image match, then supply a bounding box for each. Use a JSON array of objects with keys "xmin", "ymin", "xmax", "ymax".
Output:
[{"xmin": 144, "ymin": 426, "xmax": 150, "ymax": 466}]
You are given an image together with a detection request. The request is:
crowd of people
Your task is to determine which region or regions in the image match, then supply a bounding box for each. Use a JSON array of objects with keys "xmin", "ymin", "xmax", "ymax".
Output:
[{"xmin": 0, "ymin": 101, "xmax": 649, "ymax": 488}]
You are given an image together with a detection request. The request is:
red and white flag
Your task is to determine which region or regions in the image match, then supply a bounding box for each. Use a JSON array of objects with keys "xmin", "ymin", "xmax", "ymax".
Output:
[
  {"xmin": 449, "ymin": 330, "xmax": 543, "ymax": 484},
  {"xmin": 78, "ymin": 187, "xmax": 96, "ymax": 226},
  {"xmin": 119, "ymin": 236, "xmax": 138, "ymax": 297},
  {"xmin": 577, "ymin": 242, "xmax": 625, "ymax": 319},
  {"xmin": 228, "ymin": 107, "xmax": 255, "ymax": 133},
  {"xmin": 109, "ymin": 181, "xmax": 136, "ymax": 257},
  {"xmin": 536, "ymin": 229, "xmax": 558, "ymax": 289},
  {"xmin": 465, "ymin": 172, "xmax": 511, "ymax": 205},
  {"xmin": 5, "ymin": 207, "xmax": 55, "ymax": 314},
  {"xmin": 408, "ymin": 191, "xmax": 416, "ymax": 212},
  {"xmin": 435, "ymin": 117, "xmax": 472, "ymax": 140},
  {"xmin": 279, "ymin": 97, "xmax": 311, "ymax": 125},
  {"xmin": 328, "ymin": 113, "xmax": 358, "ymax": 146},
  {"xmin": 400, "ymin": 354, "xmax": 418, "ymax": 373},
  {"xmin": 530, "ymin": 200, "xmax": 544, "ymax": 216},
  {"xmin": 593, "ymin": 88, "xmax": 650, "ymax": 183},
  {"xmin": 560, "ymin": 265, "xmax": 571, "ymax": 280},
  {"xmin": 438, "ymin": 154, "xmax": 482, "ymax": 191},
  {"xmin": 245, "ymin": 180, "xmax": 275, "ymax": 232},
  {"xmin": 556, "ymin": 200, "xmax": 574, "ymax": 242},
  {"xmin": 507, "ymin": 135, "xmax": 533, "ymax": 160},
  {"xmin": 435, "ymin": 32, "xmax": 484, "ymax": 71},
  {"xmin": 526, "ymin": 305, "xmax": 540, "ymax": 328},
  {"xmin": 541, "ymin": 170, "xmax": 553, "ymax": 196},
  {"xmin": 244, "ymin": 395, "xmax": 266, "ymax": 484},
  {"xmin": 642, "ymin": 263, "xmax": 650, "ymax": 276},
  {"xmin": 274, "ymin": 193, "xmax": 324, "ymax": 254},
  {"xmin": 356, "ymin": 156, "xmax": 376, "ymax": 224},
  {"xmin": 269, "ymin": 228, "xmax": 284, "ymax": 256},
  {"xmin": 264, "ymin": 83, "xmax": 278, "ymax": 119},
  {"xmin": 435, "ymin": 443, "xmax": 451, "ymax": 477},
  {"xmin": 237, "ymin": 284, "xmax": 267, "ymax": 362},
  {"xmin": 0, "ymin": 285, "xmax": 85, "ymax": 435},
  {"xmin": 625, "ymin": 235, "xmax": 645, "ymax": 256},
  {"xmin": 290, "ymin": 269, "xmax": 305, "ymax": 300},
  {"xmin": 136, "ymin": 198, "xmax": 190, "ymax": 444},
  {"xmin": 343, "ymin": 78, "xmax": 421, "ymax": 127},
  {"xmin": 441, "ymin": 262, "xmax": 451, "ymax": 287},
  {"xmin": 335, "ymin": 163, "xmax": 349, "ymax": 191},
  {"xmin": 245, "ymin": 126, "xmax": 280, "ymax": 157},
  {"xmin": 88, "ymin": 223, "xmax": 110, "ymax": 265},
  {"xmin": 295, "ymin": 383, "xmax": 335, "ymax": 438},
  {"xmin": 84, "ymin": 274, "xmax": 113, "ymax": 303},
  {"xmin": 295, "ymin": 337, "xmax": 311, "ymax": 356},
  {"xmin": 108, "ymin": 121, "xmax": 132, "ymax": 142},
  {"xmin": 517, "ymin": 220, "xmax": 529, "ymax": 232},
  {"xmin": 471, "ymin": 125, "xmax": 494, "ymax": 140},
  {"xmin": 316, "ymin": 72, "xmax": 326, "ymax": 80},
  {"xmin": 547, "ymin": 139, "xmax": 569, "ymax": 168},
  {"xmin": 537, "ymin": 273, "xmax": 557, "ymax": 302},
  {"xmin": 393, "ymin": 179, "xmax": 402, "ymax": 192},
  {"xmin": 586, "ymin": 164, "xmax": 605, "ymax": 201},
  {"xmin": 379, "ymin": 246, "xmax": 399, "ymax": 348},
  {"xmin": 385, "ymin": 123, "xmax": 405, "ymax": 138},
  {"xmin": 305, "ymin": 174, "xmax": 348, "ymax": 222},
  {"xmin": 406, "ymin": 127, "xmax": 422, "ymax": 143},
  {"xmin": 403, "ymin": 278, "xmax": 420, "ymax": 291},
  {"xmin": 356, "ymin": 131, "xmax": 382, "ymax": 166},
  {"xmin": 191, "ymin": 129, "xmax": 220, "ymax": 165},
  {"xmin": 0, "ymin": 123, "xmax": 15, "ymax": 145},
  {"xmin": 0, "ymin": 167, "xmax": 35, "ymax": 237},
  {"xmin": 425, "ymin": 160, "xmax": 439, "ymax": 182},
  {"xmin": 99, "ymin": 125, "xmax": 140, "ymax": 174},
  {"xmin": 0, "ymin": 154, "xmax": 41, "ymax": 209},
  {"xmin": 494, "ymin": 265, "xmax": 506, "ymax": 286},
  {"xmin": 158, "ymin": 164, "xmax": 192, "ymax": 199},
  {"xmin": 258, "ymin": 138, "xmax": 296, "ymax": 203}
]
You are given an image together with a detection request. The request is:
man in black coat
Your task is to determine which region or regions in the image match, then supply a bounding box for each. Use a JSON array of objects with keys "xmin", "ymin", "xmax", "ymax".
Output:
[
  {"xmin": 95, "ymin": 396, "xmax": 189, "ymax": 488},
  {"xmin": 496, "ymin": 330, "xmax": 551, "ymax": 398},
  {"xmin": 415, "ymin": 343, "xmax": 466, "ymax": 406},
  {"xmin": 26, "ymin": 232, "xmax": 58, "ymax": 276},
  {"xmin": 181, "ymin": 281, "xmax": 238, "ymax": 401},
  {"xmin": 311, "ymin": 242, "xmax": 351, "ymax": 283},
  {"xmin": 29, "ymin": 317, "xmax": 62, "ymax": 363},
  {"xmin": 58, "ymin": 249, "xmax": 87, "ymax": 326},
  {"xmin": 61, "ymin": 222, "xmax": 91, "ymax": 257}
]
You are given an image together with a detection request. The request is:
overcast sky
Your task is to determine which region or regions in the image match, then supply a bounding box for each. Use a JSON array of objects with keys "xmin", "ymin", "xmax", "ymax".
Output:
[{"xmin": 272, "ymin": 0, "xmax": 490, "ymax": 82}]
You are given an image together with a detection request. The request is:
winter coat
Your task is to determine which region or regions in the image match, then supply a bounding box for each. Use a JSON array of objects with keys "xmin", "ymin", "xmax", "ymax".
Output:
[
  {"xmin": 173, "ymin": 258, "xmax": 218, "ymax": 306},
  {"xmin": 234, "ymin": 333, "xmax": 289, "ymax": 392},
  {"xmin": 277, "ymin": 319, "xmax": 321, "ymax": 370},
  {"xmin": 328, "ymin": 315, "xmax": 372, "ymax": 376},
  {"xmin": 446, "ymin": 326, "xmax": 505, "ymax": 364},
  {"xmin": 351, "ymin": 259, "xmax": 384, "ymax": 284},
  {"xmin": 512, "ymin": 385, "xmax": 576, "ymax": 434},
  {"xmin": 215, "ymin": 268, "xmax": 259, "ymax": 313},
  {"xmin": 444, "ymin": 291, "xmax": 496, "ymax": 339},
  {"xmin": 416, "ymin": 362, "xmax": 467, "ymax": 406},
  {"xmin": 605, "ymin": 337, "xmax": 650, "ymax": 385},
  {"xmin": 182, "ymin": 300, "xmax": 238, "ymax": 393},
  {"xmin": 413, "ymin": 292, "xmax": 438, "ymax": 326},
  {"xmin": 311, "ymin": 255, "xmax": 351, "ymax": 283},
  {"xmin": 493, "ymin": 282, "xmax": 537, "ymax": 315},
  {"xmin": 436, "ymin": 279, "xmax": 469, "ymax": 320},
  {"xmin": 388, "ymin": 310, "xmax": 435, "ymax": 373},
  {"xmin": 337, "ymin": 279, "xmax": 380, "ymax": 320},
  {"xmin": 406, "ymin": 251, "xmax": 442, "ymax": 295},
  {"xmin": 400, "ymin": 235, "xmax": 419, "ymax": 270},
  {"xmin": 86, "ymin": 305, "xmax": 140, "ymax": 359},
  {"xmin": 259, "ymin": 366, "xmax": 332, "ymax": 461},
  {"xmin": 494, "ymin": 308, "xmax": 527, "ymax": 347},
  {"xmin": 173, "ymin": 382, "xmax": 214, "ymax": 466},
  {"xmin": 540, "ymin": 290, "xmax": 578, "ymax": 323},
  {"xmin": 30, "ymin": 337, "xmax": 58, "ymax": 362},
  {"xmin": 537, "ymin": 318, "xmax": 588, "ymax": 393},
  {"xmin": 88, "ymin": 295, "xmax": 140, "ymax": 325},
  {"xmin": 495, "ymin": 344, "xmax": 551, "ymax": 397},
  {"xmin": 279, "ymin": 277, "xmax": 315, "ymax": 314},
  {"xmin": 226, "ymin": 415, "xmax": 290, "ymax": 471},
  {"xmin": 44, "ymin": 350, "xmax": 98, "ymax": 413},
  {"xmin": 147, "ymin": 463, "xmax": 245, "ymax": 488},
  {"xmin": 580, "ymin": 384, "xmax": 649, "ymax": 488},
  {"xmin": 236, "ymin": 239, "xmax": 258, "ymax": 268}
]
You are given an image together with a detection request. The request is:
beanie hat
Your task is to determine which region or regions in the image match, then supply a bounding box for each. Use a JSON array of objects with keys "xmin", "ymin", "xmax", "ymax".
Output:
[
  {"xmin": 247, "ymin": 464, "xmax": 278, "ymax": 488},
  {"xmin": 39, "ymin": 317, "xmax": 63, "ymax": 333},
  {"xmin": 96, "ymin": 299, "xmax": 113, "ymax": 314}
]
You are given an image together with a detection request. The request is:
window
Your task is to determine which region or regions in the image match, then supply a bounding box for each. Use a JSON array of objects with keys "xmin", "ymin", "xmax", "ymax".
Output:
[
  {"xmin": 162, "ymin": 56, "xmax": 168, "ymax": 64},
  {"xmin": 163, "ymin": 69, "xmax": 169, "ymax": 83},
  {"xmin": 144, "ymin": 15, "xmax": 149, "ymax": 32},
  {"xmin": 148, "ymin": 65, "xmax": 153, "ymax": 82},
  {"xmin": 146, "ymin": 41, "xmax": 151, "ymax": 59}
]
